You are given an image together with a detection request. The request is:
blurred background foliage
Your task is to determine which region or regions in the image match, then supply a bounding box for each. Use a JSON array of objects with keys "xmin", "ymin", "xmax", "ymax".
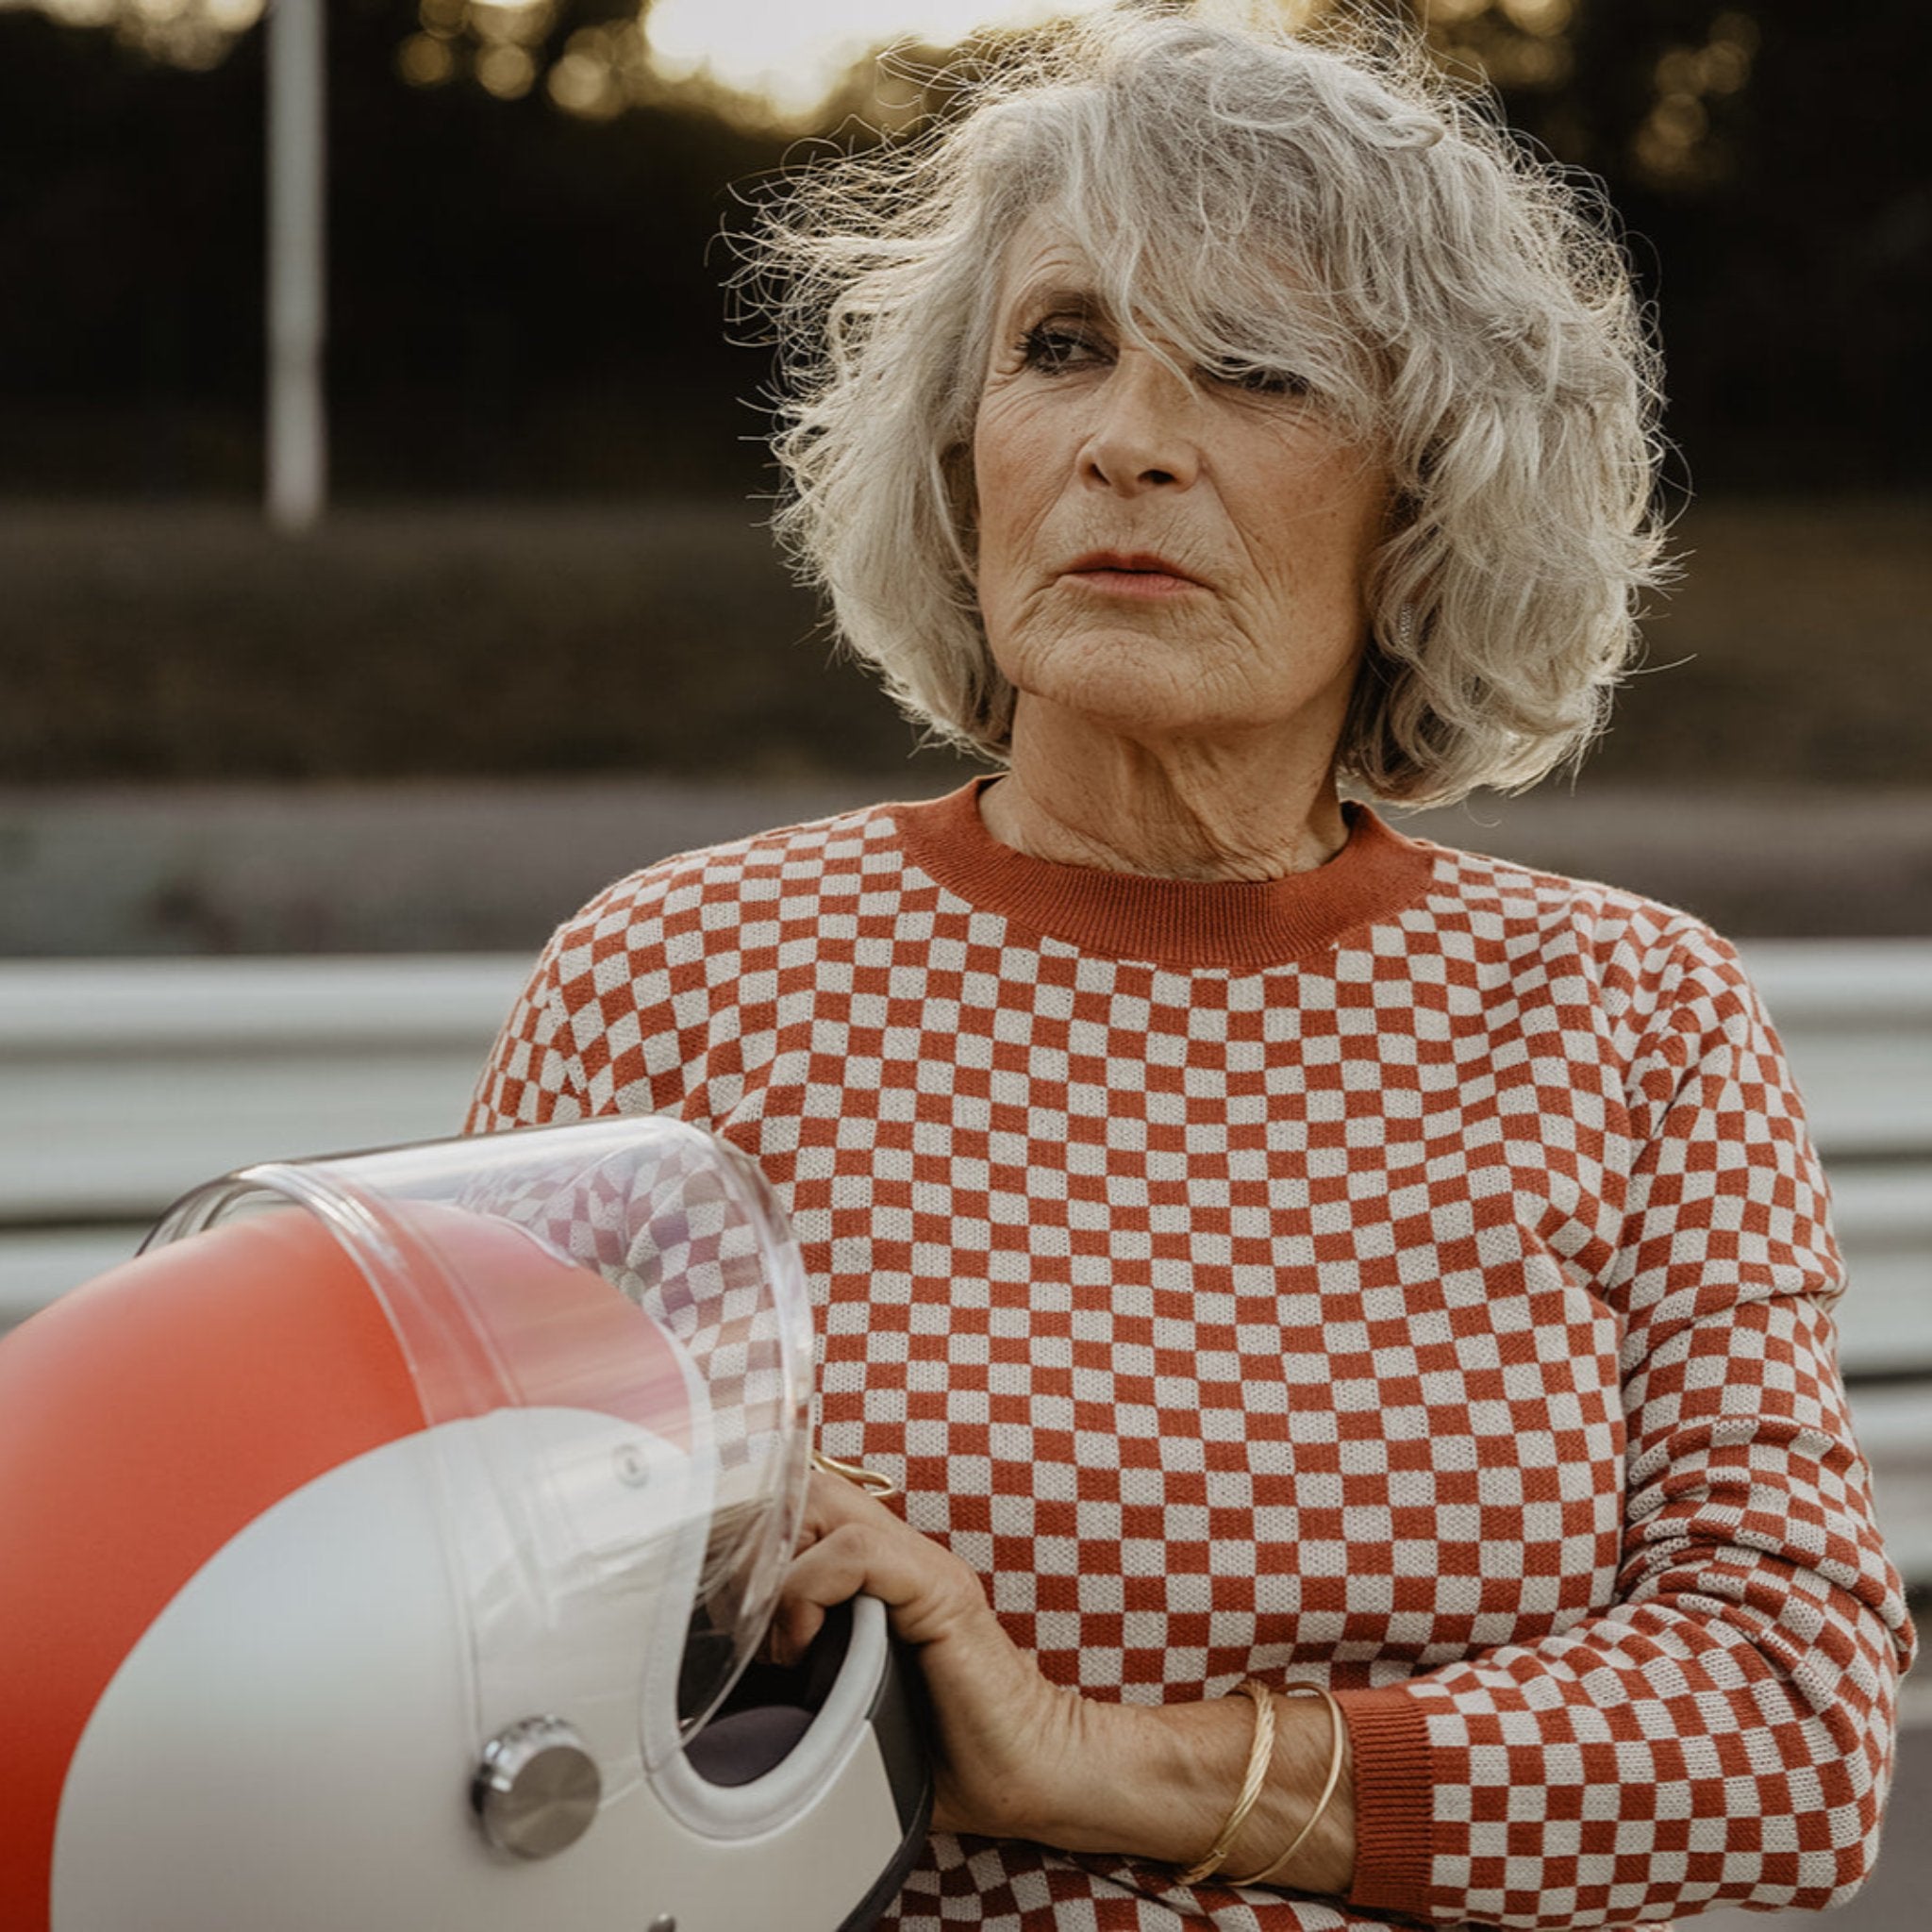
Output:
[
  {"xmin": 3, "ymin": 0, "xmax": 1927, "ymax": 497},
  {"xmin": 0, "ymin": 0, "xmax": 1925, "ymax": 790}
]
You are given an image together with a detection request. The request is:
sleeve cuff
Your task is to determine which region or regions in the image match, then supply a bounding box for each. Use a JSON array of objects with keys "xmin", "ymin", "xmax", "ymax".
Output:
[{"xmin": 1334, "ymin": 1684, "xmax": 1439, "ymax": 1919}]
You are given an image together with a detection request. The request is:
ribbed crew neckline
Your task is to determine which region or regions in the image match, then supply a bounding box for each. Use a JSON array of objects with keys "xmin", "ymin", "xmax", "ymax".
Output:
[{"xmin": 888, "ymin": 777, "xmax": 1437, "ymax": 970}]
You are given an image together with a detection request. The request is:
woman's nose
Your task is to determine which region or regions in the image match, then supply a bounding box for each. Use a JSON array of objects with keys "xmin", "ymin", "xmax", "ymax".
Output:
[{"xmin": 1077, "ymin": 351, "xmax": 1202, "ymax": 494}]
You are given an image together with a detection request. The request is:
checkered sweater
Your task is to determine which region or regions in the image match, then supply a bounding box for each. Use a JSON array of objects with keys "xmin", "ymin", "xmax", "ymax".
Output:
[{"xmin": 469, "ymin": 782, "xmax": 1913, "ymax": 1932}]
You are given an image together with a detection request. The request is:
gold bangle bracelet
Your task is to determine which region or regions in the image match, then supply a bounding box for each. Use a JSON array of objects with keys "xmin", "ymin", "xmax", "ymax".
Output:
[
  {"xmin": 1174, "ymin": 1678, "xmax": 1277, "ymax": 1888},
  {"xmin": 1226, "ymin": 1681, "xmax": 1346, "ymax": 1890}
]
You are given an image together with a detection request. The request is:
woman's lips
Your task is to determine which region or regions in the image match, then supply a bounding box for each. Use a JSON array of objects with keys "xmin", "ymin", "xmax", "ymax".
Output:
[{"xmin": 1059, "ymin": 552, "xmax": 1208, "ymax": 598}]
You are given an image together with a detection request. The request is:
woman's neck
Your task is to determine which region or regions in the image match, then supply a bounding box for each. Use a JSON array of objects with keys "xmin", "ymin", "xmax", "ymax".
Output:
[{"xmin": 982, "ymin": 699, "xmax": 1350, "ymax": 883}]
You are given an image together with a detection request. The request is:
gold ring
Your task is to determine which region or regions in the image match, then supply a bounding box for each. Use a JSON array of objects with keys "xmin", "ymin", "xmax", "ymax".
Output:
[{"xmin": 810, "ymin": 1447, "xmax": 900, "ymax": 1500}]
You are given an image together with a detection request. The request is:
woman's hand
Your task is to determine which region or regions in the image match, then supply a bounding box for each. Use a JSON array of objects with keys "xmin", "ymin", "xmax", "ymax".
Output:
[
  {"xmin": 770, "ymin": 1468, "xmax": 1091, "ymax": 1840},
  {"xmin": 773, "ymin": 1470, "xmax": 1355, "ymax": 1890}
]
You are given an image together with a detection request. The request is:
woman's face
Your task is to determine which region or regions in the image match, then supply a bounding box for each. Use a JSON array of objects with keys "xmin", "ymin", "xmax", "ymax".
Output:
[{"xmin": 972, "ymin": 222, "xmax": 1391, "ymax": 755}]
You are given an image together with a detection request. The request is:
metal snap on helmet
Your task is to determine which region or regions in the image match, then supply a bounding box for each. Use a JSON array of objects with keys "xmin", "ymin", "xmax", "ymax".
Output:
[{"xmin": 0, "ymin": 1117, "xmax": 931, "ymax": 1932}]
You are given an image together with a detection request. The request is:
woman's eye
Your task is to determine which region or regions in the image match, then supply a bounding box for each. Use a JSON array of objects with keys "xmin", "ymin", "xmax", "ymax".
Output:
[
  {"xmin": 1021, "ymin": 323, "xmax": 1107, "ymax": 374},
  {"xmin": 1208, "ymin": 361, "xmax": 1310, "ymax": 397}
]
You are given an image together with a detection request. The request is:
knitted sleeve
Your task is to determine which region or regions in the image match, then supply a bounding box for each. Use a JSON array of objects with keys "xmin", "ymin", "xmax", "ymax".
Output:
[
  {"xmin": 1337, "ymin": 937, "xmax": 1917, "ymax": 1928},
  {"xmin": 464, "ymin": 924, "xmax": 588, "ymax": 1133}
]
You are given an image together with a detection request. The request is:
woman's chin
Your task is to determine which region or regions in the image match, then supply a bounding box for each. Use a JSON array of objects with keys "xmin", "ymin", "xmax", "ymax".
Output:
[
  {"xmin": 1008, "ymin": 668, "xmax": 1337, "ymax": 755},
  {"xmin": 994, "ymin": 615, "xmax": 1359, "ymax": 756}
]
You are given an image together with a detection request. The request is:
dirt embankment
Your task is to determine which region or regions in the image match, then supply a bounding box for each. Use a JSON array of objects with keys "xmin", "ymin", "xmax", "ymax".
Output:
[{"xmin": 2, "ymin": 495, "xmax": 1924, "ymax": 789}]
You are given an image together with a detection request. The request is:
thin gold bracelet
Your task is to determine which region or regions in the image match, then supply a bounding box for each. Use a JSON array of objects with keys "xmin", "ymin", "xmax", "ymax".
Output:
[
  {"xmin": 1174, "ymin": 1678, "xmax": 1276, "ymax": 1887},
  {"xmin": 1226, "ymin": 1681, "xmax": 1346, "ymax": 1889}
]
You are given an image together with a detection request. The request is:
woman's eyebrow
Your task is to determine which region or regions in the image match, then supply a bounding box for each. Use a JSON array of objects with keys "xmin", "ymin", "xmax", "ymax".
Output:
[{"xmin": 1007, "ymin": 282, "xmax": 1103, "ymax": 323}]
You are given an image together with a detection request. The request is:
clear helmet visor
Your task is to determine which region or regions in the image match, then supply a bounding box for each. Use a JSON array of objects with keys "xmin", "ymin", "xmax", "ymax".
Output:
[{"xmin": 146, "ymin": 1117, "xmax": 814, "ymax": 1790}]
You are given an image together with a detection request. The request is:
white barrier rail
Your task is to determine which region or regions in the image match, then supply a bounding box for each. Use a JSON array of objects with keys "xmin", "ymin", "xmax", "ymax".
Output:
[{"xmin": 3, "ymin": 942, "xmax": 1927, "ymax": 1579}]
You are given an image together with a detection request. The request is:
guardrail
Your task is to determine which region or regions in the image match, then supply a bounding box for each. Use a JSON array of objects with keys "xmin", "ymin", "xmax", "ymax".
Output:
[{"xmin": 3, "ymin": 942, "xmax": 1927, "ymax": 1582}]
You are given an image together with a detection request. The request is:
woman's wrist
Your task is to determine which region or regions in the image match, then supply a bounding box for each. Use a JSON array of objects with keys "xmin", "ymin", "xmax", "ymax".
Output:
[
  {"xmin": 1038, "ymin": 1685, "xmax": 1356, "ymax": 1897},
  {"xmin": 1227, "ymin": 1688, "xmax": 1355, "ymax": 1894},
  {"xmin": 1039, "ymin": 1691, "xmax": 1257, "ymax": 1862}
]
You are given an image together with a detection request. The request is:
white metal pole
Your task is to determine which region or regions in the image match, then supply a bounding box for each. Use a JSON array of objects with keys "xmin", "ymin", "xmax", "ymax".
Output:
[{"xmin": 267, "ymin": 0, "xmax": 326, "ymax": 530}]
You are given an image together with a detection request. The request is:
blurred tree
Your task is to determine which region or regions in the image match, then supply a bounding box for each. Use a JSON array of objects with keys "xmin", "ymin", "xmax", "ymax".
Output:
[
  {"xmin": 1465, "ymin": 0, "xmax": 1932, "ymax": 487},
  {"xmin": 323, "ymin": 0, "xmax": 787, "ymax": 493},
  {"xmin": 0, "ymin": 0, "xmax": 1924, "ymax": 494},
  {"xmin": 0, "ymin": 10, "xmax": 265, "ymax": 490}
]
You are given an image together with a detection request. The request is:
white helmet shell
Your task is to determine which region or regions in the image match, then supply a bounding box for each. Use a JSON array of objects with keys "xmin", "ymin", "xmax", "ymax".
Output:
[{"xmin": 0, "ymin": 1118, "xmax": 930, "ymax": 1931}]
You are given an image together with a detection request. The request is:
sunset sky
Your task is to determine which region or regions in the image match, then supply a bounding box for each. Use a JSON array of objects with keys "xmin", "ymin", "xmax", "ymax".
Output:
[{"xmin": 643, "ymin": 0, "xmax": 1117, "ymax": 120}]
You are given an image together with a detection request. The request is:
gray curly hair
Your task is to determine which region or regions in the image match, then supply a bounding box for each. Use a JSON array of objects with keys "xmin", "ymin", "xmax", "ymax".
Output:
[{"xmin": 742, "ymin": 4, "xmax": 1670, "ymax": 807}]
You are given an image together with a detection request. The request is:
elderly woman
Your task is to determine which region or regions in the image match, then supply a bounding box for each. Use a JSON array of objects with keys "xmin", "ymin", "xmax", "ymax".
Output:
[{"xmin": 470, "ymin": 10, "xmax": 1912, "ymax": 1929}]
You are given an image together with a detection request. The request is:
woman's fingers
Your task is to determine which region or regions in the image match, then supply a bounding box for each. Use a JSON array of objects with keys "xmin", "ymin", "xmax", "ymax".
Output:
[
  {"xmin": 795, "ymin": 1463, "xmax": 903, "ymax": 1541},
  {"xmin": 767, "ymin": 1525, "xmax": 876, "ymax": 1663},
  {"xmin": 774, "ymin": 1470, "xmax": 983, "ymax": 1655},
  {"xmin": 775, "ymin": 1471, "xmax": 1087, "ymax": 1842}
]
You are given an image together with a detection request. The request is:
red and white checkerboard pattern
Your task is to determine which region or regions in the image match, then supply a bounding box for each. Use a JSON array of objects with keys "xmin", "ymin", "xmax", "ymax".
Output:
[
  {"xmin": 454, "ymin": 1125, "xmax": 798, "ymax": 1469},
  {"xmin": 469, "ymin": 784, "xmax": 1914, "ymax": 1930}
]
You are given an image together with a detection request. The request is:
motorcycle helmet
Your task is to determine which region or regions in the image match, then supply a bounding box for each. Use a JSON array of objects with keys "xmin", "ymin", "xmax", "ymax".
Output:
[{"xmin": 0, "ymin": 1117, "xmax": 930, "ymax": 1930}]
